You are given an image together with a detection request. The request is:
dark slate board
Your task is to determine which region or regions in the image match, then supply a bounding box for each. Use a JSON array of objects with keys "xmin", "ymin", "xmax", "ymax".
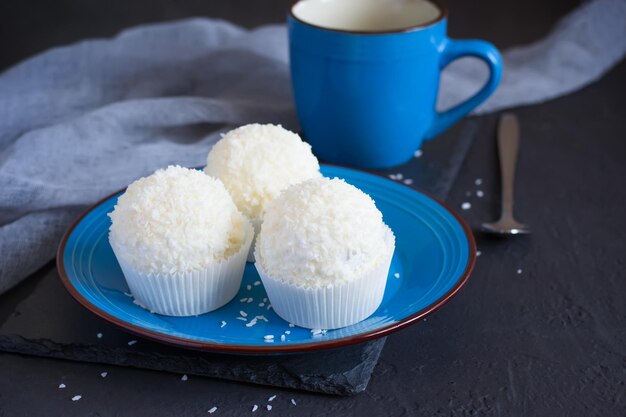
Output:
[{"xmin": 0, "ymin": 120, "xmax": 478, "ymax": 395}]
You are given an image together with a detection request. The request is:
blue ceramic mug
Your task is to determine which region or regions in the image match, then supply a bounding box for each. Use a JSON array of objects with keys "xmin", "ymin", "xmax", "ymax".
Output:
[{"xmin": 288, "ymin": 0, "xmax": 502, "ymax": 168}]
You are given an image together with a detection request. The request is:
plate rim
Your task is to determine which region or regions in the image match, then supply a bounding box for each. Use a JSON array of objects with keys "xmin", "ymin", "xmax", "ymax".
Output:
[{"xmin": 56, "ymin": 163, "xmax": 476, "ymax": 354}]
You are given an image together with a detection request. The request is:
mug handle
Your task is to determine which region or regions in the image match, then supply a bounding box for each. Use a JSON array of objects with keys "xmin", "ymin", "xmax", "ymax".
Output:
[{"xmin": 425, "ymin": 39, "xmax": 503, "ymax": 139}]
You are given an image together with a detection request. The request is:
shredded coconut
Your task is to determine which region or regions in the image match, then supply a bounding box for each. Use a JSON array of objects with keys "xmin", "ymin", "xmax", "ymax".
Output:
[
  {"xmin": 205, "ymin": 124, "xmax": 321, "ymax": 221},
  {"xmin": 252, "ymin": 405, "xmax": 258, "ymax": 412},
  {"xmin": 256, "ymin": 177, "xmax": 391, "ymax": 287},
  {"xmin": 72, "ymin": 395, "xmax": 82, "ymax": 401},
  {"xmin": 109, "ymin": 166, "xmax": 247, "ymax": 275},
  {"xmin": 208, "ymin": 406, "xmax": 218, "ymax": 414}
]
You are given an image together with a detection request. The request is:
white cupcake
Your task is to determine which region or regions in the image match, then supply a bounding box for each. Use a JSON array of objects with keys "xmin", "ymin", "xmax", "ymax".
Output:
[
  {"xmin": 204, "ymin": 124, "xmax": 321, "ymax": 262},
  {"xmin": 254, "ymin": 177, "xmax": 395, "ymax": 329},
  {"xmin": 108, "ymin": 166, "xmax": 253, "ymax": 317}
]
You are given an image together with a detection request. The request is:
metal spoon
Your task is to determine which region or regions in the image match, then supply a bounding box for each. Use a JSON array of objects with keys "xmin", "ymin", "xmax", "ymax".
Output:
[{"xmin": 481, "ymin": 113, "xmax": 530, "ymax": 235}]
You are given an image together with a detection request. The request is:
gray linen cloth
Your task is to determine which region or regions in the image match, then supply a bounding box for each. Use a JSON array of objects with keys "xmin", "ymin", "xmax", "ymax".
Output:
[{"xmin": 1, "ymin": 0, "xmax": 625, "ymax": 293}]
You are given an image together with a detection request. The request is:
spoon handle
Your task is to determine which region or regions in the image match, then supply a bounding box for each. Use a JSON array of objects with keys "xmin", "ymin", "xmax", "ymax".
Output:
[{"xmin": 498, "ymin": 113, "xmax": 520, "ymax": 220}]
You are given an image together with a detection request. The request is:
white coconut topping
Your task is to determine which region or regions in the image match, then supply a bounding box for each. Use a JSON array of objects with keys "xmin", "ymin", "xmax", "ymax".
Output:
[
  {"xmin": 255, "ymin": 177, "xmax": 391, "ymax": 287},
  {"xmin": 109, "ymin": 166, "xmax": 247, "ymax": 275},
  {"xmin": 204, "ymin": 124, "xmax": 321, "ymax": 222}
]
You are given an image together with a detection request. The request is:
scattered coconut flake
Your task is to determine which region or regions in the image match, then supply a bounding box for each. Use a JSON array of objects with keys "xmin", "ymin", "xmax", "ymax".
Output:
[
  {"xmin": 289, "ymin": 323, "xmax": 295, "ymax": 328},
  {"xmin": 475, "ymin": 178, "xmax": 483, "ymax": 186},
  {"xmin": 247, "ymin": 298, "xmax": 254, "ymax": 303},
  {"xmin": 517, "ymin": 268, "xmax": 523, "ymax": 274},
  {"xmin": 127, "ymin": 340, "xmax": 137, "ymax": 346},
  {"xmin": 280, "ymin": 334, "xmax": 286, "ymax": 342},
  {"xmin": 267, "ymin": 304, "xmax": 273, "ymax": 310},
  {"xmin": 58, "ymin": 383, "xmax": 66, "ymax": 389},
  {"xmin": 100, "ymin": 372, "xmax": 108, "ymax": 378},
  {"xmin": 393, "ymin": 272, "xmax": 400, "ymax": 278},
  {"xmin": 266, "ymin": 405, "xmax": 273, "ymax": 411},
  {"xmin": 264, "ymin": 335, "xmax": 274, "ymax": 341},
  {"xmin": 476, "ymin": 190, "xmax": 484, "ymax": 198},
  {"xmin": 236, "ymin": 317, "xmax": 247, "ymax": 321},
  {"xmin": 72, "ymin": 395, "xmax": 82, "ymax": 402},
  {"xmin": 284, "ymin": 330, "xmax": 291, "ymax": 335},
  {"xmin": 476, "ymin": 250, "xmax": 482, "ymax": 256},
  {"xmin": 414, "ymin": 149, "xmax": 423, "ymax": 158},
  {"xmin": 245, "ymin": 318, "xmax": 258, "ymax": 328},
  {"xmin": 263, "ymin": 298, "xmax": 268, "ymax": 302},
  {"xmin": 96, "ymin": 332, "xmax": 103, "ymax": 339},
  {"xmin": 255, "ymin": 315, "xmax": 269, "ymax": 322},
  {"xmin": 220, "ymin": 321, "xmax": 227, "ymax": 328},
  {"xmin": 208, "ymin": 406, "xmax": 218, "ymax": 414},
  {"xmin": 240, "ymin": 310, "xmax": 248, "ymax": 317},
  {"xmin": 240, "ymin": 298, "xmax": 248, "ymax": 302},
  {"xmin": 403, "ymin": 179, "xmax": 414, "ymax": 185},
  {"xmin": 461, "ymin": 202, "xmax": 471, "ymax": 210},
  {"xmin": 181, "ymin": 374, "xmax": 188, "ymax": 381},
  {"xmin": 268, "ymin": 395, "xmax": 277, "ymax": 401},
  {"xmin": 254, "ymin": 281, "xmax": 261, "ymax": 286},
  {"xmin": 123, "ymin": 292, "xmax": 133, "ymax": 297},
  {"xmin": 252, "ymin": 405, "xmax": 258, "ymax": 412},
  {"xmin": 291, "ymin": 398, "xmax": 297, "ymax": 406},
  {"xmin": 246, "ymin": 285, "xmax": 252, "ymax": 290},
  {"xmin": 311, "ymin": 329, "xmax": 322, "ymax": 336}
]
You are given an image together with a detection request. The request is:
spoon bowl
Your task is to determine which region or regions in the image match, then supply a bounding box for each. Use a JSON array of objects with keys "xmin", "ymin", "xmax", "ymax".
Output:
[{"xmin": 481, "ymin": 218, "xmax": 530, "ymax": 235}]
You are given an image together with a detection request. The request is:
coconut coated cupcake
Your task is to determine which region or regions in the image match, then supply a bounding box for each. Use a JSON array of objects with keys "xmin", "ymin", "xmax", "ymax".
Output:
[
  {"xmin": 254, "ymin": 177, "xmax": 395, "ymax": 329},
  {"xmin": 204, "ymin": 124, "xmax": 321, "ymax": 261},
  {"xmin": 108, "ymin": 165, "xmax": 253, "ymax": 316}
]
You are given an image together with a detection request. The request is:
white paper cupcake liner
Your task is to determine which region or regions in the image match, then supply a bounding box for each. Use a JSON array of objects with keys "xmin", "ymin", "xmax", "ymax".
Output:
[
  {"xmin": 255, "ymin": 226, "xmax": 395, "ymax": 329},
  {"xmin": 246, "ymin": 217, "xmax": 262, "ymax": 263},
  {"xmin": 111, "ymin": 220, "xmax": 253, "ymax": 317}
]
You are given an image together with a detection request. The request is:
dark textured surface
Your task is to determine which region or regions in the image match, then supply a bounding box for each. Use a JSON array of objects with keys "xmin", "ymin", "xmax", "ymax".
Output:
[
  {"xmin": 2, "ymin": 0, "xmax": 626, "ymax": 415},
  {"xmin": 0, "ymin": 118, "xmax": 476, "ymax": 396}
]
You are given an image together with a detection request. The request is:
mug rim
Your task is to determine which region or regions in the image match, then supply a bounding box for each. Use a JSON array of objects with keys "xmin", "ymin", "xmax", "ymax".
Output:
[{"xmin": 289, "ymin": 0, "xmax": 448, "ymax": 35}]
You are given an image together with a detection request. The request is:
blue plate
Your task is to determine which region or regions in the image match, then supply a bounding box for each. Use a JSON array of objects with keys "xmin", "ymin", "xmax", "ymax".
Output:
[{"xmin": 57, "ymin": 165, "xmax": 475, "ymax": 354}]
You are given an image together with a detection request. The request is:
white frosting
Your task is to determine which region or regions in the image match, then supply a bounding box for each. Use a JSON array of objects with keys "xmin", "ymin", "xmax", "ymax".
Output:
[
  {"xmin": 204, "ymin": 124, "xmax": 321, "ymax": 222},
  {"xmin": 255, "ymin": 177, "xmax": 391, "ymax": 287},
  {"xmin": 108, "ymin": 165, "xmax": 247, "ymax": 275}
]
